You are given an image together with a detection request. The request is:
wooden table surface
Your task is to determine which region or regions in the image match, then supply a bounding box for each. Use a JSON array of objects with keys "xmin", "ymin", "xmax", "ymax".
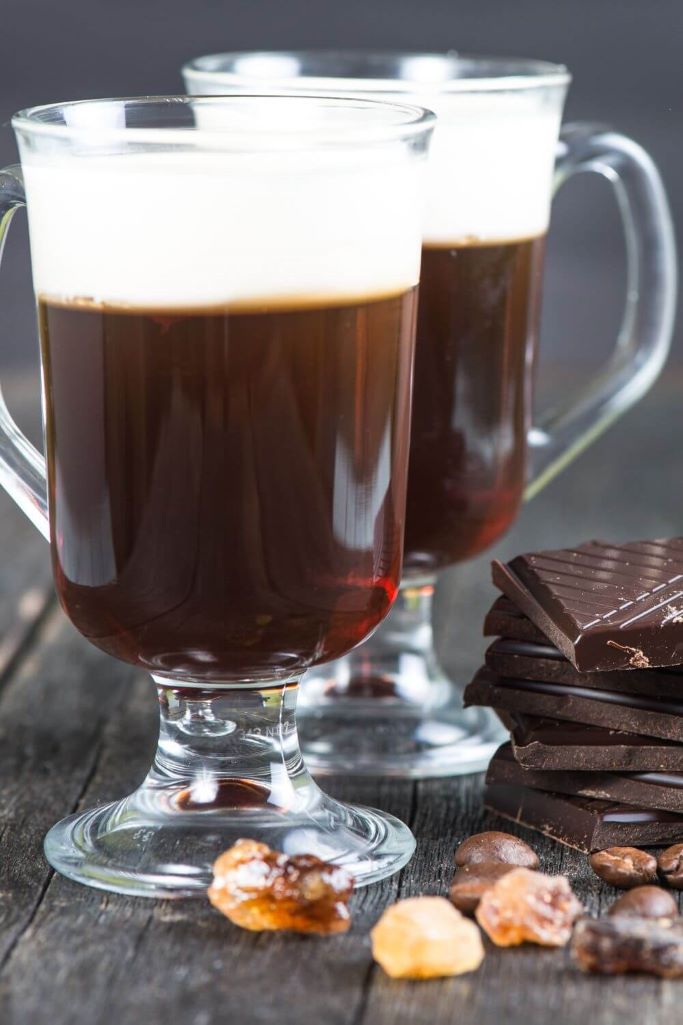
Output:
[{"xmin": 0, "ymin": 382, "xmax": 681, "ymax": 1025}]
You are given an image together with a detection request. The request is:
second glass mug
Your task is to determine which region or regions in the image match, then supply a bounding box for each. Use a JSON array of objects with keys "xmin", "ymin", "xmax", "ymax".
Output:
[
  {"xmin": 184, "ymin": 52, "xmax": 678, "ymax": 778},
  {"xmin": 0, "ymin": 94, "xmax": 435, "ymax": 896}
]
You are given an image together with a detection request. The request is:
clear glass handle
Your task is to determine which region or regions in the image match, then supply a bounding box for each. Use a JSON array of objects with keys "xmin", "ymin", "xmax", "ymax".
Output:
[
  {"xmin": 526, "ymin": 122, "xmax": 677, "ymax": 499},
  {"xmin": 0, "ymin": 166, "xmax": 49, "ymax": 538}
]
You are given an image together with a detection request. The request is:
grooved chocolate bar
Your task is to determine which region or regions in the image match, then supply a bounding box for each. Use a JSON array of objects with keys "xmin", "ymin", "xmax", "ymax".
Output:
[
  {"xmin": 464, "ymin": 668, "xmax": 683, "ymax": 742},
  {"xmin": 507, "ymin": 714, "xmax": 683, "ymax": 772},
  {"xmin": 484, "ymin": 783, "xmax": 683, "ymax": 852},
  {"xmin": 492, "ymin": 538, "xmax": 683, "ymax": 671},
  {"xmin": 485, "ymin": 638, "xmax": 683, "ymax": 697},
  {"xmin": 487, "ymin": 743, "xmax": 683, "ymax": 813}
]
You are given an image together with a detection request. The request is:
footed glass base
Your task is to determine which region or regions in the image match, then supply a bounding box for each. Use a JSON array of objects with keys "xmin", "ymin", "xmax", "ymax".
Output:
[
  {"xmin": 299, "ymin": 686, "xmax": 502, "ymax": 778},
  {"xmin": 298, "ymin": 584, "xmax": 504, "ymax": 778},
  {"xmin": 44, "ymin": 680, "xmax": 415, "ymax": 898},
  {"xmin": 44, "ymin": 788, "xmax": 413, "ymax": 898}
]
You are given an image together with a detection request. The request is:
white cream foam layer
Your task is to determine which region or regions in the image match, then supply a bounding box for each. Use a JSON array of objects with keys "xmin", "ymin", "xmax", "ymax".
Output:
[
  {"xmin": 185, "ymin": 79, "xmax": 564, "ymax": 244},
  {"xmin": 20, "ymin": 149, "xmax": 425, "ymax": 307},
  {"xmin": 420, "ymin": 94, "xmax": 561, "ymax": 243}
]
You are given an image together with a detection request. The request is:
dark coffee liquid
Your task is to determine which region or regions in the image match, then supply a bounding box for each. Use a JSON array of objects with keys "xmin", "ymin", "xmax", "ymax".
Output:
[
  {"xmin": 404, "ymin": 237, "xmax": 545, "ymax": 574},
  {"xmin": 39, "ymin": 289, "xmax": 417, "ymax": 682}
]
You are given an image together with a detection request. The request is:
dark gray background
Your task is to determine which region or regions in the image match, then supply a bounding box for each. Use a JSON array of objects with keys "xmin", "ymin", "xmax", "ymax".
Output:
[
  {"xmin": 0, "ymin": 0, "xmax": 680, "ymax": 674},
  {"xmin": 0, "ymin": 0, "xmax": 680, "ymax": 378}
]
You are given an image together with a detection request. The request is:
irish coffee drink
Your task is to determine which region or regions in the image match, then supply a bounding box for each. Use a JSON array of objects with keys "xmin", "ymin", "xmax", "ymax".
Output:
[
  {"xmin": 183, "ymin": 55, "xmax": 676, "ymax": 778},
  {"xmin": 3, "ymin": 95, "xmax": 434, "ymax": 893},
  {"xmin": 40, "ymin": 288, "xmax": 416, "ymax": 681},
  {"xmin": 405, "ymin": 236, "xmax": 545, "ymax": 573}
]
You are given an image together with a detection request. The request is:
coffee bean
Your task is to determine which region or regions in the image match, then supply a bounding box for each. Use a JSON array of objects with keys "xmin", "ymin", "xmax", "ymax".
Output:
[
  {"xmin": 454, "ymin": 831, "xmax": 539, "ymax": 869},
  {"xmin": 608, "ymin": 886, "xmax": 678, "ymax": 920},
  {"xmin": 658, "ymin": 844, "xmax": 683, "ymax": 889},
  {"xmin": 589, "ymin": 847, "xmax": 658, "ymax": 889},
  {"xmin": 449, "ymin": 862, "xmax": 515, "ymax": 914}
]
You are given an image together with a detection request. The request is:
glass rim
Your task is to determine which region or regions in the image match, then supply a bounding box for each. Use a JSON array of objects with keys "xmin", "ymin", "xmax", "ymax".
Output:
[
  {"xmin": 11, "ymin": 93, "xmax": 436, "ymax": 146},
  {"xmin": 182, "ymin": 50, "xmax": 572, "ymax": 93}
]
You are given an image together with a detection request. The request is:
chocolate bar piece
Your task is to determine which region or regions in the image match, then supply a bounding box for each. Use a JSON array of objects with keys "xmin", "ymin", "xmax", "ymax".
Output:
[
  {"xmin": 492, "ymin": 538, "xmax": 683, "ymax": 671},
  {"xmin": 484, "ymin": 783, "xmax": 683, "ymax": 852},
  {"xmin": 483, "ymin": 596, "xmax": 547, "ymax": 644},
  {"xmin": 508, "ymin": 714, "xmax": 683, "ymax": 772},
  {"xmin": 487, "ymin": 743, "xmax": 683, "ymax": 813},
  {"xmin": 465, "ymin": 668, "xmax": 683, "ymax": 742},
  {"xmin": 485, "ymin": 638, "xmax": 683, "ymax": 698}
]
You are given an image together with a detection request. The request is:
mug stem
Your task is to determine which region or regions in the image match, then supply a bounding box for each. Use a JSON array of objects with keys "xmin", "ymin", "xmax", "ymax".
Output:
[
  {"xmin": 151, "ymin": 680, "xmax": 303, "ymax": 810},
  {"xmin": 43, "ymin": 676, "xmax": 415, "ymax": 897},
  {"xmin": 298, "ymin": 579, "xmax": 502, "ymax": 778}
]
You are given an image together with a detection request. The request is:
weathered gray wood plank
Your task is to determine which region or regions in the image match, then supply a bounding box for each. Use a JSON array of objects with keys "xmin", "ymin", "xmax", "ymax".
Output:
[{"xmin": 0, "ymin": 608, "xmax": 134, "ymax": 975}]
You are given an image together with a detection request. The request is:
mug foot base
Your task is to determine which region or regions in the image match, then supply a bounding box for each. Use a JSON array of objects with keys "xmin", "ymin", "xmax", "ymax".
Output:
[{"xmin": 44, "ymin": 789, "xmax": 415, "ymax": 898}]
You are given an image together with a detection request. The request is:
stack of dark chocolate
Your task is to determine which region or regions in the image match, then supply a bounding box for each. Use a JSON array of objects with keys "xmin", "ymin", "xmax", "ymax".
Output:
[{"xmin": 464, "ymin": 538, "xmax": 683, "ymax": 852}]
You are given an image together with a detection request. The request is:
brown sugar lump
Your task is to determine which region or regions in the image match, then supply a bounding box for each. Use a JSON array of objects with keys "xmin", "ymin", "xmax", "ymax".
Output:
[
  {"xmin": 371, "ymin": 897, "xmax": 484, "ymax": 979},
  {"xmin": 476, "ymin": 867, "xmax": 583, "ymax": 947},
  {"xmin": 208, "ymin": 839, "xmax": 353, "ymax": 934}
]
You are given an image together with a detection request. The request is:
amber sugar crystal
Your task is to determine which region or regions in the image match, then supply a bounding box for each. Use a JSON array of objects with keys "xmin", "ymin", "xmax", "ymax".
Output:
[
  {"xmin": 208, "ymin": 839, "xmax": 354, "ymax": 934},
  {"xmin": 476, "ymin": 867, "xmax": 583, "ymax": 947},
  {"xmin": 371, "ymin": 897, "xmax": 485, "ymax": 979}
]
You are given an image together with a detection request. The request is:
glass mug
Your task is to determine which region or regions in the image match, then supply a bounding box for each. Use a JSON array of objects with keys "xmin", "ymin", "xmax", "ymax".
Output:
[
  {"xmin": 0, "ymin": 94, "xmax": 435, "ymax": 896},
  {"xmin": 184, "ymin": 52, "xmax": 678, "ymax": 778}
]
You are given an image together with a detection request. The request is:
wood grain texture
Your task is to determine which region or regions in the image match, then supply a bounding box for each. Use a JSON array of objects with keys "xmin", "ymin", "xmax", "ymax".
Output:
[{"xmin": 0, "ymin": 608, "xmax": 134, "ymax": 976}]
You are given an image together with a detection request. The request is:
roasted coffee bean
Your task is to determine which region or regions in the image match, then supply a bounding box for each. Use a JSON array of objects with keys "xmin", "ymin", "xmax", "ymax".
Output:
[
  {"xmin": 454, "ymin": 831, "xmax": 539, "ymax": 869},
  {"xmin": 658, "ymin": 844, "xmax": 683, "ymax": 889},
  {"xmin": 608, "ymin": 886, "xmax": 678, "ymax": 920},
  {"xmin": 449, "ymin": 862, "xmax": 515, "ymax": 914},
  {"xmin": 589, "ymin": 847, "xmax": 657, "ymax": 889},
  {"xmin": 572, "ymin": 916, "xmax": 683, "ymax": 977}
]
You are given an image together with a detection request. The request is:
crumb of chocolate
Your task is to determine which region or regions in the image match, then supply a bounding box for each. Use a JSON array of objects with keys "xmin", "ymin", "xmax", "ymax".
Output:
[
  {"xmin": 572, "ymin": 916, "xmax": 683, "ymax": 978},
  {"xmin": 606, "ymin": 640, "xmax": 650, "ymax": 668},
  {"xmin": 665, "ymin": 605, "xmax": 683, "ymax": 624}
]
